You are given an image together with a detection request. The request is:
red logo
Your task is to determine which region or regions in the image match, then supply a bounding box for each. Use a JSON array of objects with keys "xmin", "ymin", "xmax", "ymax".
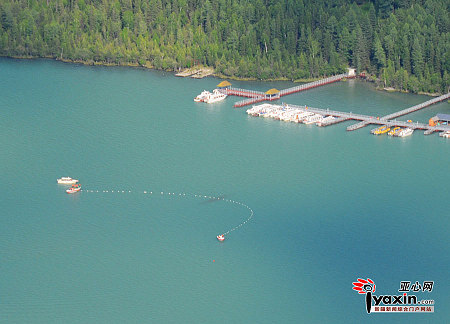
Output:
[
  {"xmin": 352, "ymin": 278, "xmax": 376, "ymax": 294},
  {"xmin": 353, "ymin": 278, "xmax": 376, "ymax": 313}
]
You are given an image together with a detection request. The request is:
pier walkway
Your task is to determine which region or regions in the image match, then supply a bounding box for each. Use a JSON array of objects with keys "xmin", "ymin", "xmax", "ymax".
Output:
[
  {"xmin": 226, "ymin": 73, "xmax": 350, "ymax": 108},
  {"xmin": 279, "ymin": 73, "xmax": 348, "ymax": 96},
  {"xmin": 225, "ymin": 88, "xmax": 266, "ymax": 98},
  {"xmin": 282, "ymin": 101, "xmax": 450, "ymax": 134},
  {"xmin": 346, "ymin": 92, "xmax": 450, "ymax": 131}
]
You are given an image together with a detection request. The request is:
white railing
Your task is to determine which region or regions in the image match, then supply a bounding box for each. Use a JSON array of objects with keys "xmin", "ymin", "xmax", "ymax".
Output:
[
  {"xmin": 227, "ymin": 87, "xmax": 265, "ymax": 97},
  {"xmin": 279, "ymin": 73, "xmax": 347, "ymax": 96},
  {"xmin": 382, "ymin": 92, "xmax": 450, "ymax": 120}
]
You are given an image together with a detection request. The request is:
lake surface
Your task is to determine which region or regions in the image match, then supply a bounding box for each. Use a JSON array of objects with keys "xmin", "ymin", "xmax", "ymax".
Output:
[{"xmin": 0, "ymin": 58, "xmax": 449, "ymax": 323}]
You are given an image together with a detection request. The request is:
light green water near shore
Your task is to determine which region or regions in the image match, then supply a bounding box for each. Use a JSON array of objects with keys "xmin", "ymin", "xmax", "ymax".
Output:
[{"xmin": 0, "ymin": 58, "xmax": 449, "ymax": 323}]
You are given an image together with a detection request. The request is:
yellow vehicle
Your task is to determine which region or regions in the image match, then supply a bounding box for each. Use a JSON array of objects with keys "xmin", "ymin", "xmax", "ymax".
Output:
[
  {"xmin": 372, "ymin": 125, "xmax": 386, "ymax": 134},
  {"xmin": 378, "ymin": 127, "xmax": 391, "ymax": 134},
  {"xmin": 373, "ymin": 125, "xmax": 390, "ymax": 135},
  {"xmin": 388, "ymin": 127, "xmax": 400, "ymax": 136}
]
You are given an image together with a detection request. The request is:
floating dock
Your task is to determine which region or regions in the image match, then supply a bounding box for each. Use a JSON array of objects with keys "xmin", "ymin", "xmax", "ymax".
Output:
[
  {"xmin": 346, "ymin": 92, "xmax": 450, "ymax": 131},
  {"xmin": 246, "ymin": 96, "xmax": 450, "ymax": 136}
]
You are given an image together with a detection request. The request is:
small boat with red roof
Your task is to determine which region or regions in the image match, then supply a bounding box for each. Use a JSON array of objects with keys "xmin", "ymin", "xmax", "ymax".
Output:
[
  {"xmin": 217, "ymin": 234, "xmax": 225, "ymax": 242},
  {"xmin": 66, "ymin": 183, "xmax": 81, "ymax": 194}
]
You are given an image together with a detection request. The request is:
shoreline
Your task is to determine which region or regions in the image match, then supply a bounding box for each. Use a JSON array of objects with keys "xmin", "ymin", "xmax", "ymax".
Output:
[
  {"xmin": 376, "ymin": 86, "xmax": 442, "ymax": 97},
  {"xmin": 1, "ymin": 55, "xmax": 445, "ymax": 97}
]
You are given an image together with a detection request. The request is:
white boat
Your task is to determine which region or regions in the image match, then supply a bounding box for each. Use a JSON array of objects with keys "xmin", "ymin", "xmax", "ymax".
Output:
[
  {"xmin": 262, "ymin": 109, "xmax": 275, "ymax": 117},
  {"xmin": 263, "ymin": 107, "xmax": 278, "ymax": 117},
  {"xmin": 296, "ymin": 111, "xmax": 314, "ymax": 123},
  {"xmin": 203, "ymin": 89, "xmax": 227, "ymax": 103},
  {"xmin": 57, "ymin": 177, "xmax": 79, "ymax": 184},
  {"xmin": 217, "ymin": 234, "xmax": 225, "ymax": 242},
  {"xmin": 317, "ymin": 116, "xmax": 336, "ymax": 126},
  {"xmin": 439, "ymin": 130, "xmax": 450, "ymax": 138},
  {"xmin": 397, "ymin": 128, "xmax": 414, "ymax": 137},
  {"xmin": 66, "ymin": 183, "xmax": 81, "ymax": 194},
  {"xmin": 280, "ymin": 111, "xmax": 296, "ymax": 121},
  {"xmin": 388, "ymin": 127, "xmax": 402, "ymax": 136},
  {"xmin": 303, "ymin": 114, "xmax": 324, "ymax": 124},
  {"xmin": 194, "ymin": 90, "xmax": 211, "ymax": 102},
  {"xmin": 291, "ymin": 112, "xmax": 303, "ymax": 121},
  {"xmin": 268, "ymin": 110, "xmax": 282, "ymax": 119},
  {"xmin": 283, "ymin": 111, "xmax": 299, "ymax": 122}
]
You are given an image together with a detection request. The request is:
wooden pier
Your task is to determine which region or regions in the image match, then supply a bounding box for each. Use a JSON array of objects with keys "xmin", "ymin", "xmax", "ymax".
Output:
[
  {"xmin": 346, "ymin": 121, "xmax": 370, "ymax": 131},
  {"xmin": 319, "ymin": 117, "xmax": 349, "ymax": 127},
  {"xmin": 278, "ymin": 74, "xmax": 348, "ymax": 96},
  {"xmin": 424, "ymin": 129, "xmax": 436, "ymax": 135},
  {"xmin": 281, "ymin": 98, "xmax": 450, "ymax": 134},
  {"xmin": 225, "ymin": 88, "xmax": 266, "ymax": 98},
  {"xmin": 225, "ymin": 73, "xmax": 351, "ymax": 108},
  {"xmin": 346, "ymin": 92, "xmax": 450, "ymax": 131}
]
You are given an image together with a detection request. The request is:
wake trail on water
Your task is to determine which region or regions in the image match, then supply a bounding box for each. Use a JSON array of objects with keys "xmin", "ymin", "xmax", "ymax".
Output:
[{"xmin": 80, "ymin": 188, "xmax": 254, "ymax": 238}]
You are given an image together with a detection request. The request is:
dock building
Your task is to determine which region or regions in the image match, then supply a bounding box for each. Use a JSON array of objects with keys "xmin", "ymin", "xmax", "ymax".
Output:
[{"xmin": 429, "ymin": 114, "xmax": 450, "ymax": 126}]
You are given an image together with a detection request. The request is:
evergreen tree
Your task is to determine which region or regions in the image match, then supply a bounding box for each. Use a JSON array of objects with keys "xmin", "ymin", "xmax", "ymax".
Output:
[
  {"xmin": 0, "ymin": 0, "xmax": 447, "ymax": 94},
  {"xmin": 411, "ymin": 37, "xmax": 424, "ymax": 78},
  {"xmin": 373, "ymin": 34, "xmax": 386, "ymax": 69}
]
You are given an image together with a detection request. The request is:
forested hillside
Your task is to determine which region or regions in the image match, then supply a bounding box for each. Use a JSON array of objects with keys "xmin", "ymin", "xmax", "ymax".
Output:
[{"xmin": 1, "ymin": 0, "xmax": 449, "ymax": 93}]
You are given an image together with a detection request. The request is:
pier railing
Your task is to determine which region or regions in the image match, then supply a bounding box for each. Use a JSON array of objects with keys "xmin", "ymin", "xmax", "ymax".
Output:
[
  {"xmin": 279, "ymin": 73, "xmax": 348, "ymax": 96},
  {"xmin": 320, "ymin": 117, "xmax": 349, "ymax": 126},
  {"xmin": 346, "ymin": 92, "xmax": 450, "ymax": 130},
  {"xmin": 234, "ymin": 96, "xmax": 266, "ymax": 107},
  {"xmin": 347, "ymin": 121, "xmax": 370, "ymax": 131},
  {"xmin": 224, "ymin": 88, "xmax": 265, "ymax": 98},
  {"xmin": 381, "ymin": 92, "xmax": 450, "ymax": 120},
  {"xmin": 225, "ymin": 72, "xmax": 351, "ymax": 107},
  {"xmin": 274, "ymin": 103, "xmax": 450, "ymax": 132}
]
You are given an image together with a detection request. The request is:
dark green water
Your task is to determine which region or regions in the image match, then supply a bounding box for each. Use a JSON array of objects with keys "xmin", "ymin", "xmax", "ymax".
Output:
[{"xmin": 0, "ymin": 58, "xmax": 448, "ymax": 323}]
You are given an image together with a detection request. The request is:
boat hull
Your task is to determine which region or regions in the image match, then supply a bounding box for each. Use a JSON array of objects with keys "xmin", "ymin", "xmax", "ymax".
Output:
[
  {"xmin": 397, "ymin": 129, "xmax": 414, "ymax": 137},
  {"xmin": 204, "ymin": 96, "xmax": 227, "ymax": 103},
  {"xmin": 66, "ymin": 188, "xmax": 81, "ymax": 194},
  {"xmin": 57, "ymin": 178, "xmax": 78, "ymax": 184}
]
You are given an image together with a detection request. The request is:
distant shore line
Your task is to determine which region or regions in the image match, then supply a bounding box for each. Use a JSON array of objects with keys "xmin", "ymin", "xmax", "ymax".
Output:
[{"xmin": 2, "ymin": 55, "xmax": 446, "ymax": 98}]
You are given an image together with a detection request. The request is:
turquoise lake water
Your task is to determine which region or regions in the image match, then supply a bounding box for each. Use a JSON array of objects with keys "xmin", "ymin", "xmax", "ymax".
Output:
[{"xmin": 0, "ymin": 58, "xmax": 449, "ymax": 323}]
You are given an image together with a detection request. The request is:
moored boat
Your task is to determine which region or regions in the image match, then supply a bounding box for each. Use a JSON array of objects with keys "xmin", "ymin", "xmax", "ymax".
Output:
[
  {"xmin": 317, "ymin": 115, "xmax": 336, "ymax": 126},
  {"xmin": 203, "ymin": 89, "xmax": 227, "ymax": 103},
  {"xmin": 57, "ymin": 177, "xmax": 79, "ymax": 184},
  {"xmin": 66, "ymin": 183, "xmax": 81, "ymax": 194},
  {"xmin": 372, "ymin": 125, "xmax": 390, "ymax": 135},
  {"xmin": 397, "ymin": 128, "xmax": 414, "ymax": 137},
  {"xmin": 371, "ymin": 125, "xmax": 386, "ymax": 134},
  {"xmin": 388, "ymin": 127, "xmax": 401, "ymax": 136},
  {"xmin": 295, "ymin": 111, "xmax": 314, "ymax": 123},
  {"xmin": 303, "ymin": 114, "xmax": 324, "ymax": 124},
  {"xmin": 194, "ymin": 90, "xmax": 211, "ymax": 102},
  {"xmin": 439, "ymin": 130, "xmax": 450, "ymax": 138}
]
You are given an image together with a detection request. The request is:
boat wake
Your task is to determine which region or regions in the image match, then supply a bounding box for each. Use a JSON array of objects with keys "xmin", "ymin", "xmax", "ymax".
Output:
[{"xmin": 79, "ymin": 188, "xmax": 254, "ymax": 241}]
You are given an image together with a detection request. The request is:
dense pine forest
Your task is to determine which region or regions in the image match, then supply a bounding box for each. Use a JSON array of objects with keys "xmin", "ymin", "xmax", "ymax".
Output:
[{"xmin": 1, "ymin": 0, "xmax": 449, "ymax": 93}]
